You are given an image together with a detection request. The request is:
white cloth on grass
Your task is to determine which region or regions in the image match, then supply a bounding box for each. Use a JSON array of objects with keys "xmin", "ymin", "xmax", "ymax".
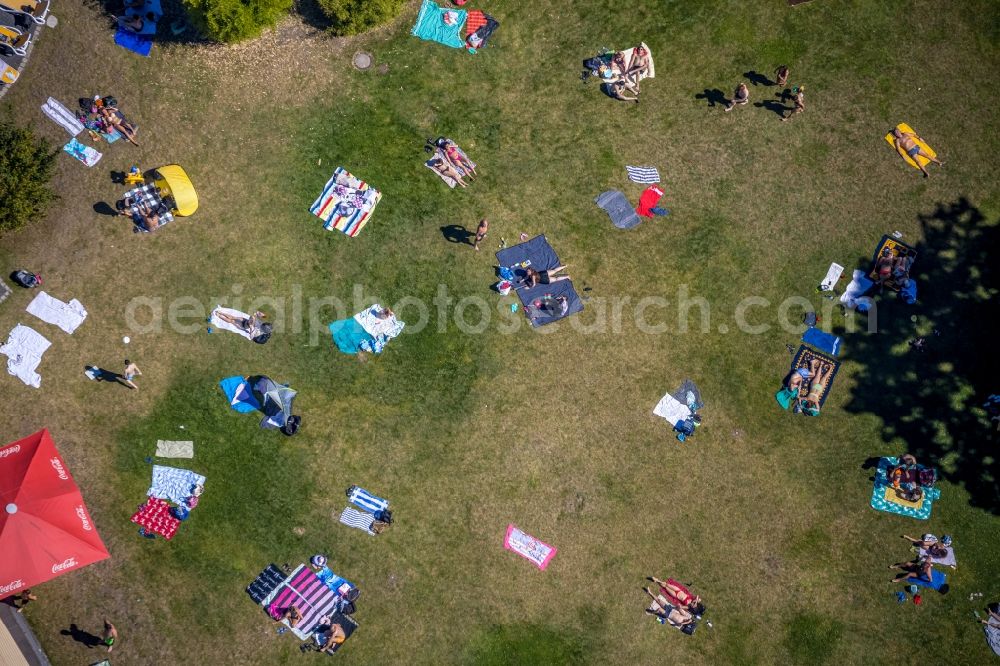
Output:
[
  {"xmin": 653, "ymin": 392, "xmax": 692, "ymax": 426},
  {"xmin": 820, "ymin": 263, "xmax": 844, "ymax": 291},
  {"xmin": 155, "ymin": 440, "xmax": 195, "ymax": 458},
  {"xmin": 339, "ymin": 507, "xmax": 376, "ymax": 535},
  {"xmin": 210, "ymin": 306, "xmax": 253, "ymax": 340},
  {"xmin": 0, "ymin": 324, "xmax": 51, "ymax": 388},
  {"xmin": 626, "ymin": 165, "xmax": 661, "ymax": 184},
  {"xmin": 986, "ymin": 620, "xmax": 1000, "ymax": 656},
  {"xmin": 919, "ymin": 544, "xmax": 957, "ymax": 568},
  {"xmin": 41, "ymin": 97, "xmax": 85, "ymax": 136},
  {"xmin": 148, "ymin": 465, "xmax": 206, "ymax": 505},
  {"xmin": 26, "ymin": 291, "xmax": 88, "ymax": 334}
]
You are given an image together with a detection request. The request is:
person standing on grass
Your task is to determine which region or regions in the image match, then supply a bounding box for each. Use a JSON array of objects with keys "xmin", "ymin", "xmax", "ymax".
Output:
[
  {"xmin": 122, "ymin": 359, "xmax": 142, "ymax": 390},
  {"xmin": 781, "ymin": 85, "xmax": 806, "ymax": 121},
  {"xmin": 473, "ymin": 219, "xmax": 489, "ymax": 251},
  {"xmin": 725, "ymin": 83, "xmax": 749, "ymax": 111},
  {"xmin": 102, "ymin": 619, "xmax": 118, "ymax": 653},
  {"xmin": 774, "ymin": 65, "xmax": 789, "ymax": 87}
]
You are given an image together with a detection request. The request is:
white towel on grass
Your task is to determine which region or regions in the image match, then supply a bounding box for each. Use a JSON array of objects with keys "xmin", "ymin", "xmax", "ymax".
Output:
[
  {"xmin": 26, "ymin": 291, "xmax": 88, "ymax": 334},
  {"xmin": 820, "ymin": 263, "xmax": 845, "ymax": 291},
  {"xmin": 0, "ymin": 324, "xmax": 51, "ymax": 388},
  {"xmin": 155, "ymin": 440, "xmax": 195, "ymax": 458},
  {"xmin": 339, "ymin": 507, "xmax": 376, "ymax": 535},
  {"xmin": 210, "ymin": 306, "xmax": 252, "ymax": 340},
  {"xmin": 626, "ymin": 165, "xmax": 661, "ymax": 184},
  {"xmin": 148, "ymin": 465, "xmax": 205, "ymax": 505},
  {"xmin": 653, "ymin": 392, "xmax": 692, "ymax": 426},
  {"xmin": 41, "ymin": 97, "xmax": 84, "ymax": 136}
]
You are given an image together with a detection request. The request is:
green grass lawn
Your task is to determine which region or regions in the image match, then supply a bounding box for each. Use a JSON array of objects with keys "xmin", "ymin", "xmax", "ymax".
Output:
[{"xmin": 1, "ymin": 0, "xmax": 999, "ymax": 664}]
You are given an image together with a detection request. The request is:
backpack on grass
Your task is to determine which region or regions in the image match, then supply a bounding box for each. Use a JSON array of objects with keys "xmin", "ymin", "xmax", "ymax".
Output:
[{"xmin": 12, "ymin": 270, "xmax": 41, "ymax": 288}]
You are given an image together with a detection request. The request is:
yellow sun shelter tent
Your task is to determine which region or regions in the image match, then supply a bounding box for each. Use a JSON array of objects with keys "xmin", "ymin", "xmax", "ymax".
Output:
[{"xmin": 153, "ymin": 165, "xmax": 198, "ymax": 216}]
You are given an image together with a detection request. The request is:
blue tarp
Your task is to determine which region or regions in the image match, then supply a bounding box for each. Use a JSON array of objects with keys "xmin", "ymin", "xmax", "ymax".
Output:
[
  {"xmin": 410, "ymin": 0, "xmax": 467, "ymax": 49},
  {"xmin": 219, "ymin": 376, "xmax": 259, "ymax": 413},
  {"xmin": 328, "ymin": 319, "xmax": 374, "ymax": 355},
  {"xmin": 114, "ymin": 28, "xmax": 153, "ymax": 57},
  {"xmin": 910, "ymin": 568, "xmax": 947, "ymax": 591},
  {"xmin": 802, "ymin": 327, "xmax": 841, "ymax": 356}
]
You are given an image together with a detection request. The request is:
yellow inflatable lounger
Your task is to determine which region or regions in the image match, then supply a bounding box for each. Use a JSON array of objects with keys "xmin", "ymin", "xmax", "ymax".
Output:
[{"xmin": 885, "ymin": 122, "xmax": 936, "ymax": 170}]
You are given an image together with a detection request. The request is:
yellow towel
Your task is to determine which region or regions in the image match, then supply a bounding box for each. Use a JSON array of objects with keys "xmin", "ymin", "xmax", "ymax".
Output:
[
  {"xmin": 885, "ymin": 123, "xmax": 936, "ymax": 170},
  {"xmin": 884, "ymin": 486, "xmax": 924, "ymax": 510}
]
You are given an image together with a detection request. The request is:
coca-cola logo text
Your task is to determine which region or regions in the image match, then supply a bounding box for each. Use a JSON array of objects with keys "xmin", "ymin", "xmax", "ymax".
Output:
[
  {"xmin": 50, "ymin": 457, "xmax": 68, "ymax": 480},
  {"xmin": 51, "ymin": 557, "xmax": 78, "ymax": 573},
  {"xmin": 0, "ymin": 579, "xmax": 24, "ymax": 594},
  {"xmin": 0, "ymin": 445, "xmax": 20, "ymax": 458},
  {"xmin": 76, "ymin": 506, "xmax": 92, "ymax": 531}
]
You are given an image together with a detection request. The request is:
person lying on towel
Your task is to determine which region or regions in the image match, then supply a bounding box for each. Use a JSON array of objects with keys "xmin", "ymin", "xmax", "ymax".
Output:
[
  {"xmin": 790, "ymin": 358, "xmax": 833, "ymax": 416},
  {"xmin": 521, "ymin": 265, "xmax": 571, "ymax": 289},
  {"xmin": 624, "ymin": 44, "xmax": 651, "ymax": 86},
  {"xmin": 428, "ymin": 156, "xmax": 468, "ymax": 188},
  {"xmin": 888, "ymin": 555, "xmax": 935, "ymax": 584},
  {"xmin": 216, "ymin": 309, "xmax": 271, "ymax": 342},
  {"xmin": 441, "ymin": 139, "xmax": 477, "ymax": 179},
  {"xmin": 276, "ymin": 605, "xmax": 303, "ymax": 627},
  {"xmin": 643, "ymin": 587, "xmax": 695, "ymax": 627},
  {"xmin": 902, "ymin": 534, "xmax": 951, "ymax": 559},
  {"xmin": 891, "ymin": 128, "xmax": 943, "ymax": 178},
  {"xmin": 525, "ymin": 295, "xmax": 569, "ymax": 321},
  {"xmin": 647, "ymin": 576, "xmax": 706, "ymax": 616},
  {"xmin": 128, "ymin": 199, "xmax": 163, "ymax": 232}
]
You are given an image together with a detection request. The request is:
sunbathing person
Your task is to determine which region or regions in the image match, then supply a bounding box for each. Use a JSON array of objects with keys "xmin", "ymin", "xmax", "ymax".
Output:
[
  {"xmin": 521, "ymin": 265, "xmax": 570, "ymax": 289},
  {"xmin": 786, "ymin": 365, "xmax": 813, "ymax": 393},
  {"xmin": 725, "ymin": 83, "xmax": 749, "ymax": 111},
  {"xmin": 624, "ymin": 44, "xmax": 651, "ymax": 85},
  {"xmin": 647, "ymin": 577, "xmax": 705, "ymax": 615},
  {"xmin": 891, "ymin": 128, "xmax": 943, "ymax": 178},
  {"xmin": 99, "ymin": 102, "xmax": 139, "ymax": 146},
  {"xmin": 643, "ymin": 588, "xmax": 695, "ymax": 627},
  {"xmin": 130, "ymin": 200, "xmax": 161, "ymax": 232},
  {"xmin": 276, "ymin": 605, "xmax": 303, "ymax": 627},
  {"xmin": 609, "ymin": 80, "xmax": 640, "ymax": 103},
  {"xmin": 901, "ymin": 534, "xmax": 951, "ymax": 558},
  {"xmin": 889, "ymin": 555, "xmax": 934, "ymax": 583},
  {"xmin": 442, "ymin": 141, "xmax": 477, "ymax": 179},
  {"xmin": 215, "ymin": 309, "xmax": 267, "ymax": 337},
  {"xmin": 796, "ymin": 358, "xmax": 832, "ymax": 416},
  {"xmin": 428, "ymin": 157, "xmax": 467, "ymax": 187}
]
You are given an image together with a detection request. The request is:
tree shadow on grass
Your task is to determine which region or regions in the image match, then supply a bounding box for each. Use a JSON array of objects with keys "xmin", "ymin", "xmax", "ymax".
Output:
[
  {"xmin": 843, "ymin": 198, "xmax": 1000, "ymax": 514},
  {"xmin": 695, "ymin": 88, "xmax": 727, "ymax": 107}
]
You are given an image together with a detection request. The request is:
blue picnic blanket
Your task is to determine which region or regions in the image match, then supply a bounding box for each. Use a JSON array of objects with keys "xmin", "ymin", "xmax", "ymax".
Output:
[
  {"xmin": 411, "ymin": 0, "xmax": 466, "ymax": 49},
  {"xmin": 495, "ymin": 235, "xmax": 584, "ymax": 327},
  {"xmin": 909, "ymin": 568, "xmax": 947, "ymax": 591},
  {"xmin": 115, "ymin": 27, "xmax": 153, "ymax": 57},
  {"xmin": 148, "ymin": 465, "xmax": 205, "ymax": 505},
  {"xmin": 328, "ymin": 318, "xmax": 375, "ymax": 355},
  {"xmin": 802, "ymin": 327, "xmax": 841, "ymax": 356},
  {"xmin": 219, "ymin": 375, "xmax": 259, "ymax": 413},
  {"xmin": 870, "ymin": 456, "xmax": 940, "ymax": 520}
]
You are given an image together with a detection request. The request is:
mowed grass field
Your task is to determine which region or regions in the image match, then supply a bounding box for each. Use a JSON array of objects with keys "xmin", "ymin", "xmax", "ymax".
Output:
[{"xmin": 1, "ymin": 0, "xmax": 999, "ymax": 664}]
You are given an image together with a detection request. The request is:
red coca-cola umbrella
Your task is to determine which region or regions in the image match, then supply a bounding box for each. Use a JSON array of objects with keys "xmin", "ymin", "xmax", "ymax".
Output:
[{"xmin": 0, "ymin": 429, "xmax": 110, "ymax": 599}]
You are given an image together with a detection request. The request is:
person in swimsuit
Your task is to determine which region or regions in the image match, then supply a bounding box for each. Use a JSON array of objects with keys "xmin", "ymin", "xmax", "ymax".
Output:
[
  {"xmin": 99, "ymin": 101, "xmax": 139, "ymax": 146},
  {"xmin": 643, "ymin": 587, "xmax": 695, "ymax": 626},
  {"xmin": 609, "ymin": 79, "xmax": 640, "ymax": 103},
  {"xmin": 797, "ymin": 357, "xmax": 832, "ymax": 416},
  {"xmin": 442, "ymin": 141, "xmax": 477, "ymax": 179},
  {"xmin": 102, "ymin": 619, "xmax": 118, "ymax": 653},
  {"xmin": 891, "ymin": 128, "xmax": 943, "ymax": 178},
  {"xmin": 786, "ymin": 366, "xmax": 813, "ymax": 393},
  {"xmin": 889, "ymin": 555, "xmax": 934, "ymax": 583},
  {"xmin": 521, "ymin": 265, "xmax": 570, "ymax": 289},
  {"xmin": 317, "ymin": 620, "xmax": 347, "ymax": 651},
  {"xmin": 473, "ymin": 218, "xmax": 488, "ymax": 251},
  {"xmin": 215, "ymin": 309, "xmax": 267, "ymax": 337},
  {"xmin": 781, "ymin": 85, "xmax": 805, "ymax": 121},
  {"xmin": 647, "ymin": 577, "xmax": 705, "ymax": 615},
  {"xmin": 428, "ymin": 157, "xmax": 468, "ymax": 188},
  {"xmin": 774, "ymin": 65, "xmax": 789, "ymax": 87},
  {"xmin": 725, "ymin": 83, "xmax": 749, "ymax": 111},
  {"xmin": 624, "ymin": 44, "xmax": 651, "ymax": 86},
  {"xmin": 122, "ymin": 359, "xmax": 142, "ymax": 390},
  {"xmin": 130, "ymin": 199, "xmax": 161, "ymax": 231}
]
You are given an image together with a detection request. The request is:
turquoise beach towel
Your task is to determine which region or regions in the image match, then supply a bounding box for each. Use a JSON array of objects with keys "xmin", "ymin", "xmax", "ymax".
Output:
[
  {"xmin": 328, "ymin": 318, "xmax": 374, "ymax": 355},
  {"xmin": 411, "ymin": 0, "xmax": 467, "ymax": 49},
  {"xmin": 869, "ymin": 456, "xmax": 940, "ymax": 520}
]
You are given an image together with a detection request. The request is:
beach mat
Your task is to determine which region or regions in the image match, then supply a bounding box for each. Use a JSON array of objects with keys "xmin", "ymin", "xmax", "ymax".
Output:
[
  {"xmin": 885, "ymin": 123, "xmax": 936, "ymax": 170},
  {"xmin": 869, "ymin": 456, "xmax": 941, "ymax": 520},
  {"xmin": 495, "ymin": 235, "xmax": 583, "ymax": 327}
]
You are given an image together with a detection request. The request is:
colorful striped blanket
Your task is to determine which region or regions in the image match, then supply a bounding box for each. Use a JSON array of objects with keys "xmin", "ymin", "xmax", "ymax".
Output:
[
  {"xmin": 310, "ymin": 167, "xmax": 382, "ymax": 237},
  {"xmin": 263, "ymin": 565, "xmax": 343, "ymax": 640}
]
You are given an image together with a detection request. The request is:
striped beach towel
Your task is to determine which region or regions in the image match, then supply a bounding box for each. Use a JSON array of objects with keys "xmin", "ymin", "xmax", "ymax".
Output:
[
  {"xmin": 263, "ymin": 565, "xmax": 341, "ymax": 640},
  {"xmin": 626, "ymin": 165, "xmax": 660, "ymax": 184},
  {"xmin": 41, "ymin": 97, "xmax": 84, "ymax": 136},
  {"xmin": 339, "ymin": 507, "xmax": 376, "ymax": 535},
  {"xmin": 348, "ymin": 486, "xmax": 389, "ymax": 513},
  {"xmin": 310, "ymin": 167, "xmax": 382, "ymax": 237}
]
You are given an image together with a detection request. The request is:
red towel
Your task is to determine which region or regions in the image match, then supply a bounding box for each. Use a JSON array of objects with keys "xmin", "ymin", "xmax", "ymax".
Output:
[
  {"xmin": 131, "ymin": 496, "xmax": 181, "ymax": 540},
  {"xmin": 636, "ymin": 185, "xmax": 664, "ymax": 217},
  {"xmin": 466, "ymin": 10, "xmax": 488, "ymax": 36}
]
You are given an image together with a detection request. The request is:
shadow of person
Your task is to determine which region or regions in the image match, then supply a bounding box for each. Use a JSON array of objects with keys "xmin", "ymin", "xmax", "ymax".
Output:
[
  {"xmin": 109, "ymin": 170, "xmax": 126, "ymax": 185},
  {"xmin": 93, "ymin": 202, "xmax": 119, "ymax": 217},
  {"xmin": 440, "ymin": 225, "xmax": 474, "ymax": 246},
  {"xmin": 85, "ymin": 365, "xmax": 128, "ymax": 386},
  {"xmin": 755, "ymin": 100, "xmax": 790, "ymax": 118},
  {"xmin": 695, "ymin": 88, "xmax": 728, "ymax": 107},
  {"xmin": 743, "ymin": 70, "xmax": 772, "ymax": 86},
  {"xmin": 60, "ymin": 623, "xmax": 103, "ymax": 648}
]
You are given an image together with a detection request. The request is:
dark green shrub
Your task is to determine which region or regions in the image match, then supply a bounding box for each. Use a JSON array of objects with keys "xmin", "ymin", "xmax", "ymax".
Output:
[
  {"xmin": 183, "ymin": 0, "xmax": 293, "ymax": 43},
  {"xmin": 317, "ymin": 0, "xmax": 407, "ymax": 36},
  {"xmin": 0, "ymin": 122, "xmax": 57, "ymax": 236}
]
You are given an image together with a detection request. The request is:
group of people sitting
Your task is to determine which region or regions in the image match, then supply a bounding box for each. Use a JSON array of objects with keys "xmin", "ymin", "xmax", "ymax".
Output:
[
  {"xmin": 424, "ymin": 136, "xmax": 478, "ymax": 187},
  {"xmin": 887, "ymin": 453, "xmax": 936, "ymax": 503},
  {"xmin": 77, "ymin": 95, "xmax": 139, "ymax": 146},
  {"xmin": 873, "ymin": 246, "xmax": 914, "ymax": 290},
  {"xmin": 888, "ymin": 533, "xmax": 952, "ymax": 591},
  {"xmin": 584, "ymin": 45, "xmax": 652, "ymax": 103},
  {"xmin": 116, "ymin": 0, "xmax": 162, "ymax": 37},
  {"xmin": 642, "ymin": 576, "xmax": 706, "ymax": 633},
  {"xmin": 784, "ymin": 357, "xmax": 834, "ymax": 416},
  {"xmin": 116, "ymin": 187, "xmax": 171, "ymax": 232}
]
